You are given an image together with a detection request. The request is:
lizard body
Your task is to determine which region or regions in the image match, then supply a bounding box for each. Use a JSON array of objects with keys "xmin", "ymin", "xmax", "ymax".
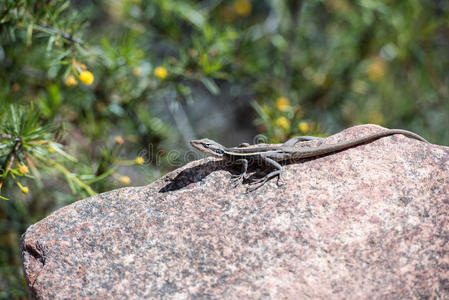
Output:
[{"xmin": 190, "ymin": 129, "xmax": 429, "ymax": 191}]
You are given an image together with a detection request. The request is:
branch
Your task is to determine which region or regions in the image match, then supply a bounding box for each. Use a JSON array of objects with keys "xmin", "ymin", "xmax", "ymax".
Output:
[
  {"xmin": 52, "ymin": 161, "xmax": 96, "ymax": 196},
  {"xmin": 37, "ymin": 23, "xmax": 85, "ymax": 45},
  {"xmin": 0, "ymin": 140, "xmax": 21, "ymax": 188}
]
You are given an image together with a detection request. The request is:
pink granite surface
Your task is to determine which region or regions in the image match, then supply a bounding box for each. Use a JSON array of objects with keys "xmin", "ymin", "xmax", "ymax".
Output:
[{"xmin": 21, "ymin": 125, "xmax": 449, "ymax": 299}]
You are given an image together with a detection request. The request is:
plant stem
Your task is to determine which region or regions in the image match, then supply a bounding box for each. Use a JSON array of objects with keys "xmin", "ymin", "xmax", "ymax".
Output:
[{"xmin": 52, "ymin": 161, "xmax": 96, "ymax": 196}]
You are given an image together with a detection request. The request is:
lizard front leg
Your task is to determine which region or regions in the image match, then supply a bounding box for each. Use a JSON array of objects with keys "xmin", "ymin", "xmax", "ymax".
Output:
[{"xmin": 230, "ymin": 158, "xmax": 248, "ymax": 186}]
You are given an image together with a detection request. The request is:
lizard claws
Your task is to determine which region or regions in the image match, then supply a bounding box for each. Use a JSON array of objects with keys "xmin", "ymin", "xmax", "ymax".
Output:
[
  {"xmin": 230, "ymin": 173, "xmax": 246, "ymax": 187},
  {"xmin": 276, "ymin": 174, "xmax": 285, "ymax": 187},
  {"xmin": 247, "ymin": 170, "xmax": 283, "ymax": 191}
]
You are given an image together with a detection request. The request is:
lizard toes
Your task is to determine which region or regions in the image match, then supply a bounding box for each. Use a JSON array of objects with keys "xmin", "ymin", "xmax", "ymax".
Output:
[{"xmin": 276, "ymin": 175, "xmax": 285, "ymax": 187}]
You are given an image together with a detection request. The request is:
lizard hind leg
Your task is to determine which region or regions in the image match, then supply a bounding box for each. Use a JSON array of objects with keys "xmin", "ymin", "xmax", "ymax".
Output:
[
  {"xmin": 237, "ymin": 142, "xmax": 250, "ymax": 148},
  {"xmin": 248, "ymin": 157, "xmax": 284, "ymax": 191},
  {"xmin": 247, "ymin": 169, "xmax": 282, "ymax": 192},
  {"xmin": 282, "ymin": 136, "xmax": 324, "ymax": 147}
]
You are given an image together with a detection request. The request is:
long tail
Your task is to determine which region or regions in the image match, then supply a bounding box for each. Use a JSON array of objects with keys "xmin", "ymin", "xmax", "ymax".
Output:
[{"xmin": 292, "ymin": 129, "xmax": 428, "ymax": 159}]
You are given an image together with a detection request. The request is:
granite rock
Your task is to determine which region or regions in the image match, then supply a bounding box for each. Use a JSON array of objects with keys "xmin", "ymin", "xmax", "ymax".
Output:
[{"xmin": 21, "ymin": 124, "xmax": 449, "ymax": 299}]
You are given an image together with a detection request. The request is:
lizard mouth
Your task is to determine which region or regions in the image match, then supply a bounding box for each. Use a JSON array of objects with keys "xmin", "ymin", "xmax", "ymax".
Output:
[
  {"xmin": 189, "ymin": 140, "xmax": 201, "ymax": 150},
  {"xmin": 190, "ymin": 140, "xmax": 208, "ymax": 153}
]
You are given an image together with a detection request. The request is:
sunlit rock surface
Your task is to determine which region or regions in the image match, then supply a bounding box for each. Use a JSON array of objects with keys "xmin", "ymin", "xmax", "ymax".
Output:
[{"xmin": 21, "ymin": 125, "xmax": 449, "ymax": 299}]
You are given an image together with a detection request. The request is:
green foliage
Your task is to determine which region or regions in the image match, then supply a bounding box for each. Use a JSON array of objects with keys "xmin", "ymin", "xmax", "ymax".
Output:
[{"xmin": 1, "ymin": 0, "xmax": 449, "ymax": 296}]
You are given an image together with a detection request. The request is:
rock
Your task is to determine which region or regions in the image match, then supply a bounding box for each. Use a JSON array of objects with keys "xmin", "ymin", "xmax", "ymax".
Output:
[{"xmin": 21, "ymin": 124, "xmax": 449, "ymax": 299}]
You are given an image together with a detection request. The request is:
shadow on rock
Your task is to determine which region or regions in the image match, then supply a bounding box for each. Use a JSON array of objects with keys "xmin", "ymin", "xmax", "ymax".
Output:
[{"xmin": 159, "ymin": 160, "xmax": 233, "ymax": 193}]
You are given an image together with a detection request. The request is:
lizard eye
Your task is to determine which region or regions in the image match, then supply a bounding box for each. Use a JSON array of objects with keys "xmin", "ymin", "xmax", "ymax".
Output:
[{"xmin": 208, "ymin": 145, "xmax": 224, "ymax": 155}]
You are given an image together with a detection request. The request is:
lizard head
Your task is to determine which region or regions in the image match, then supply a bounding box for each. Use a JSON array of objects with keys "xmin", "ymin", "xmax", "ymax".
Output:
[{"xmin": 190, "ymin": 138, "xmax": 225, "ymax": 158}]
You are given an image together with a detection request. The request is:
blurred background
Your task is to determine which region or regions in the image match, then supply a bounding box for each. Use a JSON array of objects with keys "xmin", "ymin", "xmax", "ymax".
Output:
[{"xmin": 1, "ymin": 0, "xmax": 448, "ymax": 297}]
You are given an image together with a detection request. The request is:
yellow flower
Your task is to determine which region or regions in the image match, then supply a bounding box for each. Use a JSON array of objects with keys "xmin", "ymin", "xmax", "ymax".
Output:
[
  {"xmin": 275, "ymin": 116, "xmax": 290, "ymax": 130},
  {"xmin": 154, "ymin": 66, "xmax": 168, "ymax": 79},
  {"xmin": 48, "ymin": 146, "xmax": 56, "ymax": 153},
  {"xmin": 135, "ymin": 156, "xmax": 144, "ymax": 165},
  {"xmin": 298, "ymin": 121, "xmax": 310, "ymax": 133},
  {"xmin": 132, "ymin": 67, "xmax": 141, "ymax": 77},
  {"xmin": 65, "ymin": 75, "xmax": 77, "ymax": 87},
  {"xmin": 115, "ymin": 136, "xmax": 124, "ymax": 145},
  {"xmin": 18, "ymin": 164, "xmax": 29, "ymax": 175},
  {"xmin": 234, "ymin": 0, "xmax": 252, "ymax": 16},
  {"xmin": 120, "ymin": 176, "xmax": 131, "ymax": 185},
  {"xmin": 17, "ymin": 182, "xmax": 29, "ymax": 194},
  {"xmin": 367, "ymin": 57, "xmax": 387, "ymax": 81},
  {"xmin": 21, "ymin": 186, "xmax": 29, "ymax": 194},
  {"xmin": 275, "ymin": 97, "xmax": 291, "ymax": 112},
  {"xmin": 79, "ymin": 70, "xmax": 94, "ymax": 85}
]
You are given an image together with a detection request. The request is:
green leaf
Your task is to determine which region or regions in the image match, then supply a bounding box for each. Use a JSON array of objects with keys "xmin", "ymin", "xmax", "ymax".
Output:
[
  {"xmin": 26, "ymin": 23, "xmax": 33, "ymax": 46},
  {"xmin": 84, "ymin": 166, "xmax": 118, "ymax": 184},
  {"xmin": 200, "ymin": 77, "xmax": 220, "ymax": 95},
  {"xmin": 63, "ymin": 171, "xmax": 77, "ymax": 194},
  {"xmin": 46, "ymin": 35, "xmax": 55, "ymax": 52},
  {"xmin": 10, "ymin": 106, "xmax": 19, "ymax": 135},
  {"xmin": 48, "ymin": 84, "xmax": 61, "ymax": 109},
  {"xmin": 157, "ymin": 0, "xmax": 205, "ymax": 28},
  {"xmin": 54, "ymin": 1, "xmax": 71, "ymax": 17},
  {"xmin": 49, "ymin": 142, "xmax": 78, "ymax": 162}
]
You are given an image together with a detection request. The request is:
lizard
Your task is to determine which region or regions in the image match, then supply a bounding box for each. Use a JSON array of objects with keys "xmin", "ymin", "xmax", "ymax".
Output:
[{"xmin": 190, "ymin": 129, "xmax": 429, "ymax": 191}]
